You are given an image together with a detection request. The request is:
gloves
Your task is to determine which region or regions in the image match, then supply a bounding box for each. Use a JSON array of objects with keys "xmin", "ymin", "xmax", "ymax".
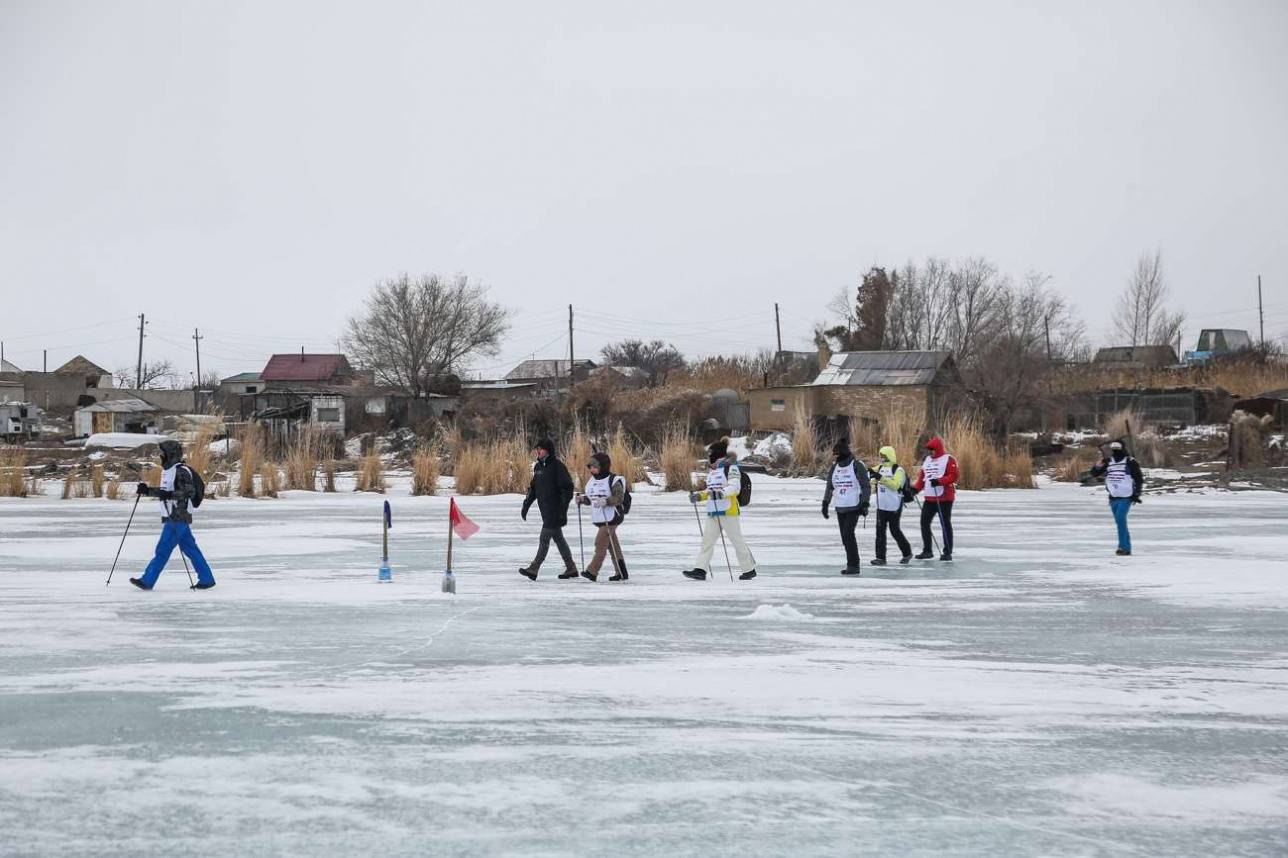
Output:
[
  {"xmin": 520, "ymin": 502, "xmax": 530, "ymax": 521},
  {"xmin": 821, "ymin": 501, "xmax": 829, "ymax": 520},
  {"xmin": 591, "ymin": 497, "xmax": 607, "ymax": 509},
  {"xmin": 929, "ymin": 478, "xmax": 940, "ymax": 488},
  {"xmin": 136, "ymin": 482, "xmax": 150, "ymax": 497},
  {"xmin": 858, "ymin": 502, "xmax": 870, "ymax": 517},
  {"xmin": 1131, "ymin": 495, "xmax": 1142, "ymax": 505},
  {"xmin": 688, "ymin": 491, "xmax": 701, "ymax": 504},
  {"xmin": 866, "ymin": 467, "xmax": 880, "ymax": 480}
]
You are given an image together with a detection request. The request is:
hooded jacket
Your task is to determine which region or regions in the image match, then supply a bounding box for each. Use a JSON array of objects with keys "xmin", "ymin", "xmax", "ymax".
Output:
[
  {"xmin": 912, "ymin": 437, "xmax": 958, "ymax": 503},
  {"xmin": 822, "ymin": 446, "xmax": 871, "ymax": 513},
  {"xmin": 522, "ymin": 440, "xmax": 575, "ymax": 528},
  {"xmin": 1089, "ymin": 444, "xmax": 1144, "ymax": 503},
  {"xmin": 872, "ymin": 446, "xmax": 908, "ymax": 512}
]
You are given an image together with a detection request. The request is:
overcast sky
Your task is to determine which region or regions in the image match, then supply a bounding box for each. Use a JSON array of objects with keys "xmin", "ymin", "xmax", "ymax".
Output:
[{"xmin": 2, "ymin": 0, "xmax": 1285, "ymax": 382}]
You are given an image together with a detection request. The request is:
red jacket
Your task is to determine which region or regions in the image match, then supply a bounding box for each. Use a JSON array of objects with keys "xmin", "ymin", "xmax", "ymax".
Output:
[{"xmin": 912, "ymin": 438, "xmax": 958, "ymax": 503}]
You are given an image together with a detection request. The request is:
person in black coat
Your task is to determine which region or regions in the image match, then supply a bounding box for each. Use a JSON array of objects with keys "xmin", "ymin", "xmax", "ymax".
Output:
[{"xmin": 519, "ymin": 438, "xmax": 578, "ymax": 580}]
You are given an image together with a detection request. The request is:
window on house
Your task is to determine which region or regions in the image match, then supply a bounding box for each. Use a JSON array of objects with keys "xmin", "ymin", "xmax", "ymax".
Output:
[
  {"xmin": 246, "ymin": 385, "xmax": 257, "ymax": 393},
  {"xmin": 771, "ymin": 399, "xmax": 786, "ymax": 412},
  {"xmin": 316, "ymin": 408, "xmax": 341, "ymax": 423}
]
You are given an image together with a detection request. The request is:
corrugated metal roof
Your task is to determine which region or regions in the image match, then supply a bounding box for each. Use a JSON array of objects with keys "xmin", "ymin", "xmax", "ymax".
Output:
[
  {"xmin": 811, "ymin": 351, "xmax": 952, "ymax": 386},
  {"xmin": 505, "ymin": 359, "xmax": 594, "ymax": 380},
  {"xmin": 79, "ymin": 398, "xmax": 157, "ymax": 413},
  {"xmin": 261, "ymin": 354, "xmax": 350, "ymax": 382},
  {"xmin": 221, "ymin": 372, "xmax": 262, "ymax": 383}
]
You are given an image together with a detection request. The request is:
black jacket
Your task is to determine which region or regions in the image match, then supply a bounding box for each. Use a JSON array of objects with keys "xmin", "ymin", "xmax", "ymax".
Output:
[
  {"xmin": 822, "ymin": 454, "xmax": 872, "ymax": 512},
  {"xmin": 1089, "ymin": 453, "xmax": 1144, "ymax": 502},
  {"xmin": 522, "ymin": 455, "xmax": 574, "ymax": 528}
]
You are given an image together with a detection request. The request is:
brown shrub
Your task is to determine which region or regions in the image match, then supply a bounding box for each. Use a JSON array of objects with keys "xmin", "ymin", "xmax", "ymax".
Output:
[
  {"xmin": 0, "ymin": 449, "xmax": 29, "ymax": 497},
  {"xmin": 258, "ymin": 462, "xmax": 280, "ymax": 498},
  {"xmin": 322, "ymin": 459, "xmax": 337, "ymax": 493},
  {"xmin": 938, "ymin": 415, "xmax": 1034, "ymax": 489},
  {"xmin": 186, "ymin": 421, "xmax": 218, "ymax": 483},
  {"xmin": 453, "ymin": 443, "xmax": 485, "ymax": 495},
  {"xmin": 354, "ymin": 453, "xmax": 384, "ymax": 493},
  {"xmin": 283, "ymin": 428, "xmax": 324, "ymax": 491},
  {"xmin": 561, "ymin": 422, "xmax": 592, "ymax": 485},
  {"xmin": 791, "ymin": 404, "xmax": 822, "ymax": 475},
  {"xmin": 90, "ymin": 463, "xmax": 105, "ymax": 498},
  {"xmin": 105, "ymin": 478, "xmax": 122, "ymax": 500},
  {"xmin": 608, "ymin": 423, "xmax": 648, "ymax": 485}
]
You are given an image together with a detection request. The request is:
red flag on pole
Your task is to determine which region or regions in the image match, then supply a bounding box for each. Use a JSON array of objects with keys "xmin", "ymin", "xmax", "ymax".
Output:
[{"xmin": 449, "ymin": 498, "xmax": 479, "ymax": 540}]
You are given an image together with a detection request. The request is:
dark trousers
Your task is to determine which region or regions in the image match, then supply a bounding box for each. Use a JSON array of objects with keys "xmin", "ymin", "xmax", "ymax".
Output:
[
  {"xmin": 837, "ymin": 509, "xmax": 861, "ymax": 568},
  {"xmin": 532, "ymin": 526, "xmax": 575, "ymax": 571},
  {"xmin": 920, "ymin": 500, "xmax": 954, "ymax": 555},
  {"xmin": 875, "ymin": 508, "xmax": 911, "ymax": 560}
]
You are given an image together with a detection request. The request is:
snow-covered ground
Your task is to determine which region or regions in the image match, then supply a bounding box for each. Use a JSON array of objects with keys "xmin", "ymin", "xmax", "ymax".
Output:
[{"xmin": 2, "ymin": 476, "xmax": 1287, "ymax": 856}]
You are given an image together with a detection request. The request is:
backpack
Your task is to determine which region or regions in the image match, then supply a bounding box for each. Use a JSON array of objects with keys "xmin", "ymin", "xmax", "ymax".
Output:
[
  {"xmin": 614, "ymin": 474, "xmax": 632, "ymax": 518},
  {"xmin": 182, "ymin": 464, "xmax": 206, "ymax": 508},
  {"xmin": 722, "ymin": 463, "xmax": 753, "ymax": 506},
  {"xmin": 897, "ymin": 467, "xmax": 916, "ymax": 505}
]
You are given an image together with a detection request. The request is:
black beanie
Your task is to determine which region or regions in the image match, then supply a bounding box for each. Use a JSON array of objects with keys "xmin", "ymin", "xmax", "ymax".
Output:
[
  {"xmin": 708, "ymin": 437, "xmax": 729, "ymax": 463},
  {"xmin": 832, "ymin": 438, "xmax": 851, "ymax": 458},
  {"xmin": 535, "ymin": 437, "xmax": 556, "ymax": 456},
  {"xmin": 590, "ymin": 451, "xmax": 611, "ymax": 472}
]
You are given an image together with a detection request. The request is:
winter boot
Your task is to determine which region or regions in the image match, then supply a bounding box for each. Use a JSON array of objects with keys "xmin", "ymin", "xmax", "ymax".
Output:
[
  {"xmin": 519, "ymin": 567, "xmax": 538, "ymax": 581},
  {"xmin": 1115, "ymin": 548, "xmax": 1131, "ymax": 556},
  {"xmin": 938, "ymin": 552, "xmax": 953, "ymax": 562},
  {"xmin": 682, "ymin": 569, "xmax": 708, "ymax": 581},
  {"xmin": 580, "ymin": 569, "xmax": 598, "ymax": 582},
  {"xmin": 869, "ymin": 558, "xmax": 887, "ymax": 567},
  {"xmin": 899, "ymin": 554, "xmax": 913, "ymax": 565},
  {"xmin": 190, "ymin": 581, "xmax": 216, "ymax": 590},
  {"xmin": 841, "ymin": 567, "xmax": 862, "ymax": 575},
  {"xmin": 915, "ymin": 550, "xmax": 935, "ymax": 560},
  {"xmin": 738, "ymin": 570, "xmax": 757, "ymax": 581},
  {"xmin": 557, "ymin": 569, "xmax": 580, "ymax": 580},
  {"xmin": 129, "ymin": 577, "xmax": 152, "ymax": 591}
]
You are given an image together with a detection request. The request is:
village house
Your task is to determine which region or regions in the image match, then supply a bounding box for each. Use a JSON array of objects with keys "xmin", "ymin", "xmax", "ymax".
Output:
[
  {"xmin": 73, "ymin": 398, "xmax": 159, "ymax": 437},
  {"xmin": 749, "ymin": 350, "xmax": 962, "ymax": 434},
  {"xmin": 504, "ymin": 358, "xmax": 596, "ymax": 391}
]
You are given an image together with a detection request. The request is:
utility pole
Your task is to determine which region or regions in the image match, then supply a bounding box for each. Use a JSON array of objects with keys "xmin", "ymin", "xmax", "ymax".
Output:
[
  {"xmin": 1044, "ymin": 318, "xmax": 1052, "ymax": 362},
  {"xmin": 774, "ymin": 302, "xmax": 783, "ymax": 354},
  {"xmin": 135, "ymin": 314, "xmax": 146, "ymax": 389},
  {"xmin": 1258, "ymin": 274, "xmax": 1265, "ymax": 350},
  {"xmin": 568, "ymin": 304, "xmax": 575, "ymax": 390},
  {"xmin": 193, "ymin": 328, "xmax": 203, "ymax": 390},
  {"xmin": 43, "ymin": 350, "xmax": 47, "ymax": 373}
]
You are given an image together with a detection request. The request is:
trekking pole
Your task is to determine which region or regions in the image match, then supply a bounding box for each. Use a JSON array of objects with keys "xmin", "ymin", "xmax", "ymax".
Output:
[
  {"xmin": 912, "ymin": 494, "xmax": 941, "ymax": 555},
  {"xmin": 714, "ymin": 515, "xmax": 735, "ymax": 582},
  {"xmin": 179, "ymin": 552, "xmax": 195, "ymax": 588},
  {"xmin": 576, "ymin": 498, "xmax": 586, "ymax": 570},
  {"xmin": 106, "ymin": 495, "xmax": 141, "ymax": 586}
]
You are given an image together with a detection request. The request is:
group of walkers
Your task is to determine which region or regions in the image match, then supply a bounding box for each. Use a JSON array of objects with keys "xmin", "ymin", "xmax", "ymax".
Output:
[{"xmin": 121, "ymin": 429, "xmax": 1146, "ymax": 590}]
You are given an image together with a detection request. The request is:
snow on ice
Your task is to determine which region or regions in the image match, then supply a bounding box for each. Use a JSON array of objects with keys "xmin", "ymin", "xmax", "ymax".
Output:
[{"xmin": 2, "ymin": 474, "xmax": 1287, "ymax": 856}]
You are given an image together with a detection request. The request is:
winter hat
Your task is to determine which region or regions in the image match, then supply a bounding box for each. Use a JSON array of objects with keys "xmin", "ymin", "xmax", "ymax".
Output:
[
  {"xmin": 589, "ymin": 451, "xmax": 611, "ymax": 472},
  {"xmin": 925, "ymin": 436, "xmax": 945, "ymax": 456},
  {"xmin": 534, "ymin": 438, "xmax": 556, "ymax": 456},
  {"xmin": 158, "ymin": 439, "xmax": 184, "ymax": 469},
  {"xmin": 1109, "ymin": 440, "xmax": 1126, "ymax": 459},
  {"xmin": 879, "ymin": 445, "xmax": 897, "ymax": 464},
  {"xmin": 707, "ymin": 436, "xmax": 729, "ymax": 464},
  {"xmin": 832, "ymin": 438, "xmax": 851, "ymax": 458}
]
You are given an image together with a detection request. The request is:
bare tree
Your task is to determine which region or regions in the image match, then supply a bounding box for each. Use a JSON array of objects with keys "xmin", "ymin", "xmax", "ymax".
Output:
[
  {"xmin": 600, "ymin": 339, "xmax": 686, "ymax": 385},
  {"xmin": 344, "ymin": 273, "xmax": 509, "ymax": 397},
  {"xmin": 113, "ymin": 360, "xmax": 178, "ymax": 389},
  {"xmin": 1113, "ymin": 251, "xmax": 1185, "ymax": 347}
]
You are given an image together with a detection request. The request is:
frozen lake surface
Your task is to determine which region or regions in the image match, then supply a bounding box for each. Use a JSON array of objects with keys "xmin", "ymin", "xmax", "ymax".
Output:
[{"xmin": 2, "ymin": 476, "xmax": 1287, "ymax": 856}]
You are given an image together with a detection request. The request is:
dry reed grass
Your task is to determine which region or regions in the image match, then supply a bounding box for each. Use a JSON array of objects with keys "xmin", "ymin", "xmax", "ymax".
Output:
[
  {"xmin": 1047, "ymin": 359, "xmax": 1288, "ymax": 400},
  {"xmin": 186, "ymin": 422, "xmax": 218, "ymax": 483},
  {"xmin": 608, "ymin": 424, "xmax": 648, "ymax": 485},
  {"xmin": 452, "ymin": 438, "xmax": 533, "ymax": 495},
  {"xmin": 283, "ymin": 428, "xmax": 324, "ymax": 491},
  {"xmin": 238, "ymin": 423, "xmax": 264, "ymax": 497},
  {"xmin": 561, "ymin": 423, "xmax": 592, "ymax": 486},
  {"xmin": 354, "ymin": 453, "xmax": 385, "ymax": 493},
  {"xmin": 90, "ymin": 463, "xmax": 105, "ymax": 498},
  {"xmin": 791, "ymin": 404, "xmax": 822, "ymax": 474},
  {"xmin": 322, "ymin": 459, "xmax": 337, "ymax": 493},
  {"xmin": 1103, "ymin": 408, "xmax": 1170, "ymax": 467},
  {"xmin": 259, "ymin": 462, "xmax": 280, "ymax": 498},
  {"xmin": 105, "ymin": 478, "xmax": 122, "ymax": 500},
  {"xmin": 659, "ymin": 424, "xmax": 701, "ymax": 492},
  {"xmin": 412, "ymin": 445, "xmax": 440, "ymax": 496}
]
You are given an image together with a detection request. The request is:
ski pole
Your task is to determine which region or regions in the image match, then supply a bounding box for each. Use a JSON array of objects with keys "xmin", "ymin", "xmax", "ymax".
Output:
[
  {"xmin": 913, "ymin": 494, "xmax": 941, "ymax": 555},
  {"xmin": 106, "ymin": 495, "xmax": 142, "ymax": 586},
  {"xmin": 576, "ymin": 498, "xmax": 586, "ymax": 570},
  {"xmin": 179, "ymin": 551, "xmax": 195, "ymax": 588},
  {"xmin": 715, "ymin": 515, "xmax": 735, "ymax": 582},
  {"xmin": 691, "ymin": 499, "xmax": 704, "ymax": 536}
]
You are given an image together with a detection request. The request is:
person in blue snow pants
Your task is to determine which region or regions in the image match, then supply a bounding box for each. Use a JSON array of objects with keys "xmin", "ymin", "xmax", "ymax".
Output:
[
  {"xmin": 1090, "ymin": 440, "xmax": 1144, "ymax": 556},
  {"xmin": 130, "ymin": 438, "xmax": 216, "ymax": 590}
]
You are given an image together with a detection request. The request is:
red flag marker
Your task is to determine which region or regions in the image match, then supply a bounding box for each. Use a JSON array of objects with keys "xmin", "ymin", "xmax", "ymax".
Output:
[
  {"xmin": 443, "ymin": 498, "xmax": 478, "ymax": 594},
  {"xmin": 450, "ymin": 498, "xmax": 479, "ymax": 541}
]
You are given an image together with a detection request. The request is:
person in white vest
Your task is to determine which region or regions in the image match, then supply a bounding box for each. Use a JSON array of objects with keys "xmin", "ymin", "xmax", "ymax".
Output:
[
  {"xmin": 1089, "ymin": 440, "xmax": 1144, "ymax": 555},
  {"xmin": 911, "ymin": 436, "xmax": 958, "ymax": 561},
  {"xmin": 864, "ymin": 445, "xmax": 913, "ymax": 566},
  {"xmin": 820, "ymin": 438, "xmax": 871, "ymax": 575},
  {"xmin": 130, "ymin": 439, "xmax": 216, "ymax": 590},
  {"xmin": 575, "ymin": 452, "xmax": 629, "ymax": 582},
  {"xmin": 682, "ymin": 438, "xmax": 756, "ymax": 581}
]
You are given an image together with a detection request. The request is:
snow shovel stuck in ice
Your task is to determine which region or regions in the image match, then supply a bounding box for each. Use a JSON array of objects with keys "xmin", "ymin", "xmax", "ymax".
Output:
[{"xmin": 379, "ymin": 500, "xmax": 393, "ymax": 582}]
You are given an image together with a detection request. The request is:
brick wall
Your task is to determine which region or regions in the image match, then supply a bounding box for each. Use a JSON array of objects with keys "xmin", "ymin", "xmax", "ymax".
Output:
[
  {"xmin": 748, "ymin": 386, "xmax": 817, "ymax": 431},
  {"xmin": 817, "ymin": 386, "xmax": 930, "ymax": 424}
]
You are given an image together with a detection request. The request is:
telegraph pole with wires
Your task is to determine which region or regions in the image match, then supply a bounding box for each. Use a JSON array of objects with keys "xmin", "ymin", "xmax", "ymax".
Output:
[
  {"xmin": 568, "ymin": 304, "xmax": 575, "ymax": 389},
  {"xmin": 1258, "ymin": 274, "xmax": 1265, "ymax": 350},
  {"xmin": 135, "ymin": 314, "xmax": 147, "ymax": 389},
  {"xmin": 192, "ymin": 328, "xmax": 203, "ymax": 390}
]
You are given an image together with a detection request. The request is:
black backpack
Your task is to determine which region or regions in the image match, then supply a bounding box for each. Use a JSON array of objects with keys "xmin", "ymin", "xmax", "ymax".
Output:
[
  {"xmin": 614, "ymin": 474, "xmax": 632, "ymax": 518},
  {"xmin": 722, "ymin": 463, "xmax": 753, "ymax": 506},
  {"xmin": 897, "ymin": 467, "xmax": 916, "ymax": 505},
  {"xmin": 182, "ymin": 464, "xmax": 206, "ymax": 508}
]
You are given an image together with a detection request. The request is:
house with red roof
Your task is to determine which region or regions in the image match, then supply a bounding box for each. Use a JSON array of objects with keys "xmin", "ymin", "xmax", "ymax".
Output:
[{"xmin": 260, "ymin": 353, "xmax": 359, "ymax": 386}]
